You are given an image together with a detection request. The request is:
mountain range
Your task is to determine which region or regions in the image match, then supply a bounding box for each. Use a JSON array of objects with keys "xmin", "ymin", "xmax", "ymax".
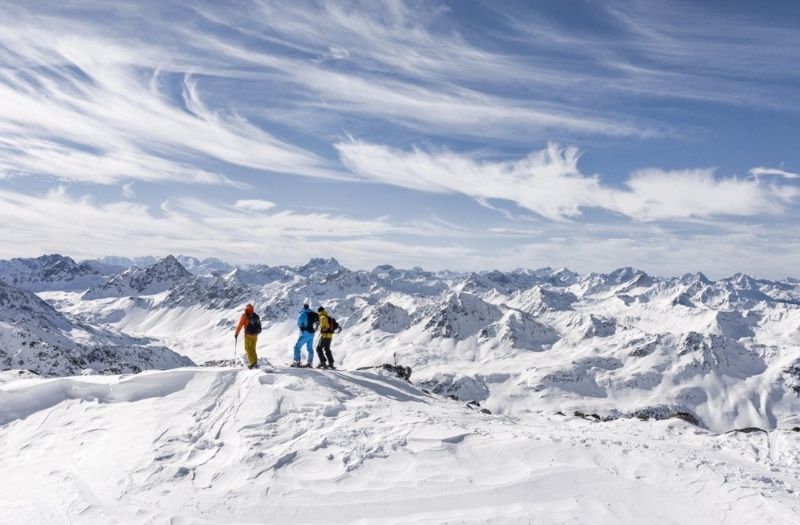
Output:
[{"xmin": 1, "ymin": 253, "xmax": 798, "ymax": 433}]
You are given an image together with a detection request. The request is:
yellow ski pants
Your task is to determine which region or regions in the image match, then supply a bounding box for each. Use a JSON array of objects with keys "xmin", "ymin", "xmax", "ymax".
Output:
[{"xmin": 244, "ymin": 334, "xmax": 258, "ymax": 367}]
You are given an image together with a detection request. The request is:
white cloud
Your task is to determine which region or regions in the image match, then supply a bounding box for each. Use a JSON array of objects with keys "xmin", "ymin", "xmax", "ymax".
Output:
[
  {"xmin": 614, "ymin": 168, "xmax": 797, "ymax": 221},
  {"xmin": 0, "ymin": 187, "xmax": 395, "ymax": 265},
  {"xmin": 337, "ymin": 140, "xmax": 800, "ymax": 222},
  {"xmin": 501, "ymin": 1, "xmax": 800, "ymax": 111},
  {"xmin": 0, "ymin": 185, "xmax": 797, "ymax": 279},
  {"xmin": 235, "ymin": 199, "xmax": 277, "ymax": 211},
  {"xmin": 749, "ymin": 167, "xmax": 800, "ymax": 180},
  {"xmin": 0, "ymin": 136, "xmax": 239, "ymax": 186},
  {"xmin": 478, "ymin": 229, "xmax": 800, "ymax": 280},
  {"xmin": 122, "ymin": 182, "xmax": 136, "ymax": 198},
  {"xmin": 0, "ymin": 24, "xmax": 342, "ymax": 186},
  {"xmin": 319, "ymin": 46, "xmax": 350, "ymax": 61},
  {"xmin": 191, "ymin": 30, "xmax": 646, "ymax": 139}
]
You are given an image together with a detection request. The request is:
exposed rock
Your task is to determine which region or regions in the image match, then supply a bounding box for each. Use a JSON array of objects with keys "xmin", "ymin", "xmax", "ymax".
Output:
[
  {"xmin": 728, "ymin": 427, "xmax": 767, "ymax": 434},
  {"xmin": 357, "ymin": 363, "xmax": 412, "ymax": 381}
]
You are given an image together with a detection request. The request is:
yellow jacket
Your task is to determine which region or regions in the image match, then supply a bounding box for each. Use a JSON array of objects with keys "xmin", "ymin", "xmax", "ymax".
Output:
[{"xmin": 319, "ymin": 311, "xmax": 333, "ymax": 340}]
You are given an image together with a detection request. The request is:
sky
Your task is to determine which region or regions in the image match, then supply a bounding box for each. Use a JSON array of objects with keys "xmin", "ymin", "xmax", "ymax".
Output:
[{"xmin": 0, "ymin": 0, "xmax": 799, "ymax": 279}]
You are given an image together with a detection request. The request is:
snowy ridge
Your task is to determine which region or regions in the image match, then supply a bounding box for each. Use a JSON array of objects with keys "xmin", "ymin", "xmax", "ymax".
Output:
[{"xmin": 0, "ymin": 367, "xmax": 798, "ymax": 524}]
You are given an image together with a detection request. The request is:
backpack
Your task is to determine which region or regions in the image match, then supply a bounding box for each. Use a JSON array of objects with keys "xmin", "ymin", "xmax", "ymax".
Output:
[
  {"xmin": 298, "ymin": 309, "xmax": 319, "ymax": 332},
  {"xmin": 328, "ymin": 316, "xmax": 340, "ymax": 333},
  {"xmin": 246, "ymin": 312, "xmax": 262, "ymax": 335},
  {"xmin": 306, "ymin": 311, "xmax": 319, "ymax": 332}
]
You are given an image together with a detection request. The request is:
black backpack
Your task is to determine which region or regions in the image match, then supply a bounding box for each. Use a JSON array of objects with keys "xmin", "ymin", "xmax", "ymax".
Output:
[
  {"xmin": 246, "ymin": 312, "xmax": 262, "ymax": 335},
  {"xmin": 305, "ymin": 311, "xmax": 319, "ymax": 332}
]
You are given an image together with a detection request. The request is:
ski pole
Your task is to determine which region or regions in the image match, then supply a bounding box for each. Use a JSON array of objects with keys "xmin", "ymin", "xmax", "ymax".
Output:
[{"xmin": 234, "ymin": 335, "xmax": 238, "ymax": 364}]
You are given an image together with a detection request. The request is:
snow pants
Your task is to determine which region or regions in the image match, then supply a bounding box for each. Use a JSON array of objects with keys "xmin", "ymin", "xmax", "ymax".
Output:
[
  {"xmin": 316, "ymin": 337, "xmax": 334, "ymax": 366},
  {"xmin": 293, "ymin": 331, "xmax": 315, "ymax": 363},
  {"xmin": 244, "ymin": 334, "xmax": 258, "ymax": 367}
]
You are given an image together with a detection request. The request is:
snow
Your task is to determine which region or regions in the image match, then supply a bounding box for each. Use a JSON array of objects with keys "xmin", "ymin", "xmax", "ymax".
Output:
[
  {"xmin": 3, "ymin": 254, "xmax": 800, "ymax": 522},
  {"xmin": 0, "ymin": 367, "xmax": 798, "ymax": 524}
]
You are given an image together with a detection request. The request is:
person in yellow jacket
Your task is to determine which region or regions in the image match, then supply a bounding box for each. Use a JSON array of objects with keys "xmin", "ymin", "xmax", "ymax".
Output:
[
  {"xmin": 315, "ymin": 306, "xmax": 338, "ymax": 369},
  {"xmin": 235, "ymin": 304, "xmax": 262, "ymax": 369}
]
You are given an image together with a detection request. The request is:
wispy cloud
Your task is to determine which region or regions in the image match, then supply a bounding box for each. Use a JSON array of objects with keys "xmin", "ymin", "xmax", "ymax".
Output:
[
  {"xmin": 502, "ymin": 1, "xmax": 800, "ymax": 111},
  {"xmin": 0, "ymin": 1, "xmax": 797, "ymax": 278},
  {"xmin": 234, "ymin": 199, "xmax": 277, "ymax": 211},
  {"xmin": 337, "ymin": 140, "xmax": 800, "ymax": 222},
  {"xmin": 749, "ymin": 167, "xmax": 800, "ymax": 180},
  {"xmin": 0, "ymin": 22, "xmax": 340, "ymax": 186}
]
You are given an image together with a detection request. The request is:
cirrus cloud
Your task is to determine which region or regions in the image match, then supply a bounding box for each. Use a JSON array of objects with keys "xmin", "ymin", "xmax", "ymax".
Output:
[{"xmin": 337, "ymin": 140, "xmax": 799, "ymax": 222}]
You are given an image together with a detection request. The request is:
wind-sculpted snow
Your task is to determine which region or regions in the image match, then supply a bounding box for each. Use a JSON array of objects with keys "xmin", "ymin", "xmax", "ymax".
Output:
[
  {"xmin": 0, "ymin": 367, "xmax": 798, "ymax": 524},
  {"xmin": 5, "ymin": 254, "xmax": 800, "ymax": 433}
]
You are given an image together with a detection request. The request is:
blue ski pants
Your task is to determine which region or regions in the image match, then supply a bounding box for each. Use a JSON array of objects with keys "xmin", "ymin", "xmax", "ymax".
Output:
[{"xmin": 293, "ymin": 331, "xmax": 315, "ymax": 363}]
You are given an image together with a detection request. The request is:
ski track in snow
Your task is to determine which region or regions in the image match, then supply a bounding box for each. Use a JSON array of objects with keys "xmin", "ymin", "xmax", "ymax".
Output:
[{"xmin": 1, "ymin": 367, "xmax": 798, "ymax": 524}]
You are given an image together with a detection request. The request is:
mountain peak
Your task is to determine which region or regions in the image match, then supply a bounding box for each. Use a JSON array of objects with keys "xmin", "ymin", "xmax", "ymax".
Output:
[
  {"xmin": 607, "ymin": 266, "xmax": 647, "ymax": 282},
  {"xmin": 680, "ymin": 272, "xmax": 712, "ymax": 285},
  {"xmin": 298, "ymin": 257, "xmax": 345, "ymax": 275},
  {"xmin": 155, "ymin": 255, "xmax": 188, "ymax": 272},
  {"xmin": 0, "ymin": 254, "xmax": 101, "ymax": 291},
  {"xmin": 82, "ymin": 255, "xmax": 193, "ymax": 299}
]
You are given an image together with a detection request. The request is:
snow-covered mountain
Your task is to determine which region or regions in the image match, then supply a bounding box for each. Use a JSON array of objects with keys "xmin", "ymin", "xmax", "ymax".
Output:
[
  {"xmin": 83, "ymin": 255, "xmax": 195, "ymax": 299},
  {"xmin": 0, "ymin": 278, "xmax": 192, "ymax": 376},
  {"xmin": 0, "ymin": 254, "xmax": 103, "ymax": 291},
  {"xmin": 3, "ymin": 253, "xmax": 800, "ymax": 434}
]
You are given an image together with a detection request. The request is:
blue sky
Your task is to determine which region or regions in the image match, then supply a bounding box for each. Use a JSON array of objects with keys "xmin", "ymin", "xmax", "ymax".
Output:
[{"xmin": 1, "ymin": 0, "xmax": 799, "ymax": 278}]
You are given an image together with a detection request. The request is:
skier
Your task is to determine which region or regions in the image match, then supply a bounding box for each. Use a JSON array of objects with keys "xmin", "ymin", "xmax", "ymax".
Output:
[
  {"xmin": 315, "ymin": 306, "xmax": 339, "ymax": 369},
  {"xmin": 235, "ymin": 303, "xmax": 262, "ymax": 369},
  {"xmin": 292, "ymin": 299, "xmax": 318, "ymax": 367}
]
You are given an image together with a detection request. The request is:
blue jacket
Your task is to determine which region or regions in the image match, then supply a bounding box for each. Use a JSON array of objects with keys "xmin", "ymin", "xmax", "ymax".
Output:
[{"xmin": 297, "ymin": 307, "xmax": 316, "ymax": 332}]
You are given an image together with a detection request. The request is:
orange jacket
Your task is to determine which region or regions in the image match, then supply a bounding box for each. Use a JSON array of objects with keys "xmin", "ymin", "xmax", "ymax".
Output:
[{"xmin": 236, "ymin": 304, "xmax": 255, "ymax": 337}]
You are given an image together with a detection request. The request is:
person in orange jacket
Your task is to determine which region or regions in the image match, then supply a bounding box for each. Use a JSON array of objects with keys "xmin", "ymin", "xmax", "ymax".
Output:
[{"xmin": 235, "ymin": 304, "xmax": 262, "ymax": 369}]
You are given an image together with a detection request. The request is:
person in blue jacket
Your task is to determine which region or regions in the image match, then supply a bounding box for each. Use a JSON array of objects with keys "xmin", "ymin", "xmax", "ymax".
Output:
[{"xmin": 292, "ymin": 298, "xmax": 318, "ymax": 367}]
